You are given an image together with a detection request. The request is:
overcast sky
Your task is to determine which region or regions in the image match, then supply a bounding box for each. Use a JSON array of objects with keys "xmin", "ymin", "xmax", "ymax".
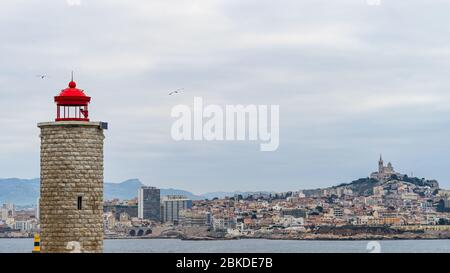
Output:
[{"xmin": 1, "ymin": 0, "xmax": 450, "ymax": 193}]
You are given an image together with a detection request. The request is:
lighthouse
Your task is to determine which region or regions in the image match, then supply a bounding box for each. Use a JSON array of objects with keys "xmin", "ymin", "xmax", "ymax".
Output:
[{"xmin": 38, "ymin": 78, "xmax": 107, "ymax": 253}]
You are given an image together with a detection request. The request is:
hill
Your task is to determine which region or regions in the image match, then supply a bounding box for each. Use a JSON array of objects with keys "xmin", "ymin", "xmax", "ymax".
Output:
[{"xmin": 331, "ymin": 175, "xmax": 439, "ymax": 196}]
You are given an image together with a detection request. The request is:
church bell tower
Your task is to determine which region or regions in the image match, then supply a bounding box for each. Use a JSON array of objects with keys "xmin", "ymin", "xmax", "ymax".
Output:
[{"xmin": 378, "ymin": 154, "xmax": 384, "ymax": 173}]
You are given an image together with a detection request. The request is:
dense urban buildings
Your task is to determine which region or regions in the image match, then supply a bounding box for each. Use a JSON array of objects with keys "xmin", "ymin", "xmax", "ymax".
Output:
[
  {"xmin": 2, "ymin": 157, "xmax": 450, "ymax": 240},
  {"xmin": 104, "ymin": 199, "xmax": 138, "ymax": 220},
  {"xmin": 0, "ymin": 203, "xmax": 38, "ymax": 236}
]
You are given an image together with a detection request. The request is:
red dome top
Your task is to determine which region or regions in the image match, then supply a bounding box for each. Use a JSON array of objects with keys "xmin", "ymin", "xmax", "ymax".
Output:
[{"xmin": 54, "ymin": 81, "xmax": 91, "ymax": 106}]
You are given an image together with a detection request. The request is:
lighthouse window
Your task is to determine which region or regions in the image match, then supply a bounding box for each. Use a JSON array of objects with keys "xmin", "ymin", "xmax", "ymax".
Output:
[{"xmin": 77, "ymin": 196, "xmax": 83, "ymax": 210}]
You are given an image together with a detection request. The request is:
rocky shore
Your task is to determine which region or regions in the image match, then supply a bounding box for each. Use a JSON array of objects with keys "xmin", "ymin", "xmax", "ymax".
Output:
[
  {"xmin": 140, "ymin": 225, "xmax": 450, "ymax": 241},
  {"xmin": 105, "ymin": 231, "xmax": 450, "ymax": 241}
]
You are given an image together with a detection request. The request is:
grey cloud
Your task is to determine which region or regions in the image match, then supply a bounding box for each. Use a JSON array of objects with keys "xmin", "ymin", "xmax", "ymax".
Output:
[{"xmin": 1, "ymin": 0, "xmax": 450, "ymax": 192}]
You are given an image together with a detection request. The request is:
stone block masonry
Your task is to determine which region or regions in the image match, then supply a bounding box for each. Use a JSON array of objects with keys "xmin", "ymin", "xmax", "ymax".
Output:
[{"xmin": 38, "ymin": 121, "xmax": 105, "ymax": 253}]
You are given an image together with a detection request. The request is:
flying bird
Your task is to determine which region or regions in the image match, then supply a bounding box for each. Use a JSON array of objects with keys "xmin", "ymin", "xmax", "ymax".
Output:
[
  {"xmin": 169, "ymin": 88, "xmax": 184, "ymax": 95},
  {"xmin": 36, "ymin": 74, "xmax": 49, "ymax": 79}
]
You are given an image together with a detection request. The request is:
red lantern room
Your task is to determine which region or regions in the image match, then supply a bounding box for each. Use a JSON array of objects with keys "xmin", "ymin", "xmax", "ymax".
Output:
[{"xmin": 54, "ymin": 79, "xmax": 91, "ymax": 122}]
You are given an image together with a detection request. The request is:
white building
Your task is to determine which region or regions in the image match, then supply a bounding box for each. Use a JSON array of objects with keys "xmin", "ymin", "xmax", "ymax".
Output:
[
  {"xmin": 213, "ymin": 218, "xmax": 227, "ymax": 232},
  {"xmin": 1, "ymin": 203, "xmax": 15, "ymax": 220},
  {"xmin": 14, "ymin": 220, "xmax": 34, "ymax": 232},
  {"xmin": 0, "ymin": 208, "xmax": 8, "ymax": 221}
]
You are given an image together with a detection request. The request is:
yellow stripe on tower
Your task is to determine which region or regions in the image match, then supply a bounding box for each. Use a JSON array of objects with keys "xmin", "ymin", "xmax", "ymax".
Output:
[{"xmin": 32, "ymin": 234, "xmax": 40, "ymax": 253}]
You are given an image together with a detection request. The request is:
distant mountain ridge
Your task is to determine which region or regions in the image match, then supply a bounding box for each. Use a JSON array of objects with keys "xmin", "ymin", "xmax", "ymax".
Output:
[
  {"xmin": 0, "ymin": 178, "xmax": 259, "ymax": 206},
  {"xmin": 104, "ymin": 178, "xmax": 206, "ymax": 201},
  {"xmin": 3, "ymin": 175, "xmax": 441, "ymax": 206},
  {"xmin": 0, "ymin": 178, "xmax": 40, "ymax": 206}
]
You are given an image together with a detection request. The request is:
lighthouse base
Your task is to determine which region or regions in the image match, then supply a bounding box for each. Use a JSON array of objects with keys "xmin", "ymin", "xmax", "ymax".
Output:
[{"xmin": 38, "ymin": 121, "xmax": 106, "ymax": 253}]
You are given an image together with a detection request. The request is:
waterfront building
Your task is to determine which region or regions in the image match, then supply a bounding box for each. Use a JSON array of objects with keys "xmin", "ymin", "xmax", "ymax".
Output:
[
  {"xmin": 14, "ymin": 220, "xmax": 35, "ymax": 232},
  {"xmin": 213, "ymin": 217, "xmax": 227, "ymax": 232},
  {"xmin": 179, "ymin": 210, "xmax": 208, "ymax": 226},
  {"xmin": 211, "ymin": 212, "xmax": 236, "ymax": 232},
  {"xmin": 38, "ymin": 78, "xmax": 107, "ymax": 253},
  {"xmin": 138, "ymin": 186, "xmax": 161, "ymax": 222},
  {"xmin": 161, "ymin": 195, "xmax": 192, "ymax": 223},
  {"xmin": 103, "ymin": 212, "xmax": 116, "ymax": 230}
]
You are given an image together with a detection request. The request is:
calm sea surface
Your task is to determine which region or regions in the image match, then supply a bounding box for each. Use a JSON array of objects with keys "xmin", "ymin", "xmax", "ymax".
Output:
[{"xmin": 0, "ymin": 238, "xmax": 449, "ymax": 253}]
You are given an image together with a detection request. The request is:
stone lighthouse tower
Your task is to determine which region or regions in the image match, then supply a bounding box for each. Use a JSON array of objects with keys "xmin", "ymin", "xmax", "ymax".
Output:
[{"xmin": 38, "ymin": 78, "xmax": 107, "ymax": 253}]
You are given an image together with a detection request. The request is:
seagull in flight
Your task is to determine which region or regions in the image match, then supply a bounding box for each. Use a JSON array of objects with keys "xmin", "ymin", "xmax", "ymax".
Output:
[
  {"xmin": 36, "ymin": 74, "xmax": 49, "ymax": 79},
  {"xmin": 169, "ymin": 88, "xmax": 184, "ymax": 95}
]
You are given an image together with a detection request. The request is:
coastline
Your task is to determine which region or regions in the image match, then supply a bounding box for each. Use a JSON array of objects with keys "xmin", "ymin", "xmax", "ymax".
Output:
[
  {"xmin": 4, "ymin": 236, "xmax": 449, "ymax": 241},
  {"xmin": 104, "ymin": 234, "xmax": 450, "ymax": 241}
]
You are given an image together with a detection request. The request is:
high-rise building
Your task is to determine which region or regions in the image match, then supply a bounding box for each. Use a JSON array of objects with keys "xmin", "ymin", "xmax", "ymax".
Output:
[
  {"xmin": 161, "ymin": 195, "xmax": 192, "ymax": 223},
  {"xmin": 0, "ymin": 208, "xmax": 8, "ymax": 221},
  {"xmin": 2, "ymin": 203, "xmax": 15, "ymax": 211},
  {"xmin": 1, "ymin": 203, "xmax": 14, "ymax": 221},
  {"xmin": 138, "ymin": 186, "xmax": 161, "ymax": 222}
]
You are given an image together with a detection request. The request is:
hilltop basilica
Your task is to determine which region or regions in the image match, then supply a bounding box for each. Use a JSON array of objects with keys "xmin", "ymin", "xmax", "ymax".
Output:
[{"xmin": 370, "ymin": 155, "xmax": 403, "ymax": 181}]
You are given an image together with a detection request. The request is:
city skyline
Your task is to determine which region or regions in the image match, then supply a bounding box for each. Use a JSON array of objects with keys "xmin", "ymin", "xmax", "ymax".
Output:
[
  {"xmin": 0, "ymin": 155, "xmax": 445, "ymax": 197},
  {"xmin": 2, "ymin": 1, "xmax": 450, "ymax": 193},
  {"xmin": 0, "ymin": 155, "xmax": 446, "ymax": 205},
  {"xmin": 3, "ymin": 167, "xmax": 450, "ymax": 242}
]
